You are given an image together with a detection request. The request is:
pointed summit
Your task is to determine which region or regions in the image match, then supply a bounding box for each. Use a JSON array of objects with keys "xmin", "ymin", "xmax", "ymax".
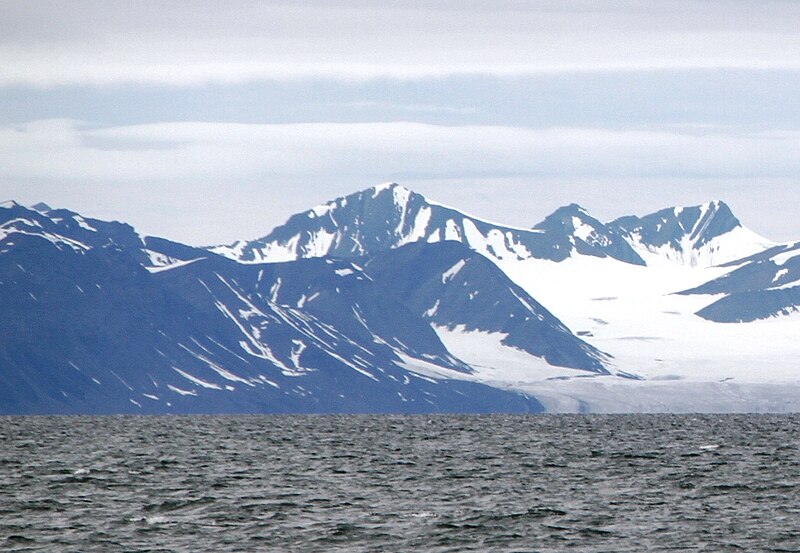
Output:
[
  {"xmin": 613, "ymin": 200, "xmax": 739, "ymax": 249},
  {"xmin": 611, "ymin": 200, "xmax": 773, "ymax": 267},
  {"xmin": 370, "ymin": 181, "xmax": 405, "ymax": 194},
  {"xmin": 535, "ymin": 203, "xmax": 596, "ymax": 232},
  {"xmin": 211, "ymin": 185, "xmax": 655, "ymax": 266},
  {"xmin": 686, "ymin": 200, "xmax": 739, "ymax": 245},
  {"xmin": 211, "ymin": 184, "xmax": 436, "ymax": 262},
  {"xmin": 210, "ymin": 187, "xmax": 774, "ymax": 270},
  {"xmin": 533, "ymin": 204, "xmax": 646, "ymax": 265}
]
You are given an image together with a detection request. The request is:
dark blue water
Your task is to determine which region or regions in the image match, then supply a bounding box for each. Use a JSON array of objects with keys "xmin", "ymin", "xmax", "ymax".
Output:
[{"xmin": 2, "ymin": 415, "xmax": 799, "ymax": 552}]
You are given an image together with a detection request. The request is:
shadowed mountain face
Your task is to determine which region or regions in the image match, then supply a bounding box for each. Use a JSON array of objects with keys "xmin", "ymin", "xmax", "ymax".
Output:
[
  {"xmin": 364, "ymin": 241, "xmax": 609, "ymax": 373},
  {"xmin": 680, "ymin": 242, "xmax": 800, "ymax": 322},
  {"xmin": 212, "ymin": 184, "xmax": 768, "ymax": 271},
  {"xmin": 0, "ymin": 201, "xmax": 566, "ymax": 414},
  {"xmin": 531, "ymin": 203, "xmax": 645, "ymax": 265},
  {"xmin": 211, "ymin": 183, "xmax": 646, "ymax": 265},
  {"xmin": 1, "ymin": 184, "xmax": 792, "ymax": 414},
  {"xmin": 611, "ymin": 201, "xmax": 741, "ymax": 252}
]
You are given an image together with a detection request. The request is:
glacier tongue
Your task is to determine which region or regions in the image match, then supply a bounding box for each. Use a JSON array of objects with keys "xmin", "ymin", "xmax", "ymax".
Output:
[
  {"xmin": 3, "ymin": 190, "xmax": 799, "ymax": 413},
  {"xmin": 200, "ymin": 184, "xmax": 800, "ymax": 412}
]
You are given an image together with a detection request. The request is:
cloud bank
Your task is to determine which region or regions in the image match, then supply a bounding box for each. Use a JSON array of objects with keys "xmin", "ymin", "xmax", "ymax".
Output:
[
  {"xmin": 4, "ymin": 120, "xmax": 799, "ymax": 182},
  {"xmin": 2, "ymin": 2, "xmax": 798, "ymax": 246},
  {"xmin": 4, "ymin": 1, "xmax": 800, "ymax": 85},
  {"xmin": 2, "ymin": 119, "xmax": 798, "ymax": 244}
]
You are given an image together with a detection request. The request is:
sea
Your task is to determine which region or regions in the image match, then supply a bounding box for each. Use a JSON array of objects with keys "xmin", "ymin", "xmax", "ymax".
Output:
[{"xmin": 2, "ymin": 414, "xmax": 799, "ymax": 552}]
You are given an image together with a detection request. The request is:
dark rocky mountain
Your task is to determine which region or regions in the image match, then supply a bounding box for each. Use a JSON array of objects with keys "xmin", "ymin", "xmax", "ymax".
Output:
[
  {"xmin": 2, "ymin": 187, "xmax": 791, "ymax": 414},
  {"xmin": 211, "ymin": 185, "xmax": 769, "ymax": 270},
  {"xmin": 533, "ymin": 204, "xmax": 645, "ymax": 265},
  {"xmin": 611, "ymin": 200, "xmax": 741, "ymax": 252},
  {"xmin": 4, "ymin": 200, "xmax": 613, "ymax": 414},
  {"xmin": 0, "ymin": 200, "xmax": 150, "ymax": 261},
  {"xmin": 211, "ymin": 183, "xmax": 647, "ymax": 265},
  {"xmin": 606, "ymin": 200, "xmax": 773, "ymax": 267},
  {"xmin": 364, "ymin": 241, "xmax": 609, "ymax": 373},
  {"xmin": 680, "ymin": 242, "xmax": 800, "ymax": 322}
]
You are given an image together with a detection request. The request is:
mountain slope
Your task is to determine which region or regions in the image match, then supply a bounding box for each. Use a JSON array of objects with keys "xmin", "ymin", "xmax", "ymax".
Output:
[
  {"xmin": 0, "ymin": 201, "xmax": 546, "ymax": 414},
  {"xmin": 210, "ymin": 185, "xmax": 773, "ymax": 272},
  {"xmin": 532, "ymin": 204, "xmax": 645, "ymax": 266},
  {"xmin": 211, "ymin": 183, "xmax": 649, "ymax": 265},
  {"xmin": 4, "ymin": 188, "xmax": 798, "ymax": 414},
  {"xmin": 610, "ymin": 200, "xmax": 773, "ymax": 267},
  {"xmin": 680, "ymin": 242, "xmax": 800, "ymax": 322},
  {"xmin": 364, "ymin": 241, "xmax": 609, "ymax": 373},
  {"xmin": 0, "ymin": 199, "xmax": 211, "ymax": 271}
]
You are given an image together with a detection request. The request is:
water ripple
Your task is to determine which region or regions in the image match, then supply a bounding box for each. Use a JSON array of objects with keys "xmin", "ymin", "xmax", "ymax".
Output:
[{"xmin": 1, "ymin": 414, "xmax": 800, "ymax": 552}]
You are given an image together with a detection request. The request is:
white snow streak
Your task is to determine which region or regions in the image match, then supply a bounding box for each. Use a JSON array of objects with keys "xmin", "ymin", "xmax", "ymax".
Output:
[{"xmin": 441, "ymin": 259, "xmax": 466, "ymax": 283}]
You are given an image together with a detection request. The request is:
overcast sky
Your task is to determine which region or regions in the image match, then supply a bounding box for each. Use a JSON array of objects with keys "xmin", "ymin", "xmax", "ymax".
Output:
[{"xmin": 2, "ymin": 1, "xmax": 799, "ymax": 245}]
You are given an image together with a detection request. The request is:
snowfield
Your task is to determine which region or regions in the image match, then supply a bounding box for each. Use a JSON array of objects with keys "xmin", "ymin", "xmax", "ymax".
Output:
[
  {"xmin": 4, "ymin": 185, "xmax": 799, "ymax": 413},
  {"xmin": 416, "ymin": 246, "xmax": 800, "ymax": 412},
  {"xmin": 307, "ymin": 185, "xmax": 799, "ymax": 412}
]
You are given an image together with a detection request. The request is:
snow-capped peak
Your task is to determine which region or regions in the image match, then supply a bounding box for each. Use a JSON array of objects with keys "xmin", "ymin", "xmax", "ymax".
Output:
[
  {"xmin": 612, "ymin": 200, "xmax": 774, "ymax": 267},
  {"xmin": 208, "ymin": 184, "xmax": 776, "ymax": 273},
  {"xmin": 210, "ymin": 185, "xmax": 611, "ymax": 265},
  {"xmin": 371, "ymin": 181, "xmax": 406, "ymax": 196}
]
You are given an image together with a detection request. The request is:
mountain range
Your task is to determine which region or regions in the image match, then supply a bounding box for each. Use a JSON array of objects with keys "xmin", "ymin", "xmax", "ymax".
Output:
[{"xmin": 2, "ymin": 183, "xmax": 798, "ymax": 414}]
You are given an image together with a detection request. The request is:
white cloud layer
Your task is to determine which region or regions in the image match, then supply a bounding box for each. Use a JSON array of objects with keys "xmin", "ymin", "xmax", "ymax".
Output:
[
  {"xmin": 4, "ymin": 1, "xmax": 800, "ymax": 85},
  {"xmin": 1, "ymin": 119, "xmax": 798, "ymax": 244},
  {"xmin": 3, "ymin": 119, "xmax": 800, "ymax": 182}
]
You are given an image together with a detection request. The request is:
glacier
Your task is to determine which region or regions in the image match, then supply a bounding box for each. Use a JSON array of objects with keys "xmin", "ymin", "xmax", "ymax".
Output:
[
  {"xmin": 2, "ymin": 183, "xmax": 800, "ymax": 414},
  {"xmin": 210, "ymin": 183, "xmax": 800, "ymax": 413}
]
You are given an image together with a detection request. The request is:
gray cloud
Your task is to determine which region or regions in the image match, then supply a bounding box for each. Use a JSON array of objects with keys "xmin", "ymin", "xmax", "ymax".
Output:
[
  {"xmin": 2, "ymin": 119, "xmax": 799, "ymax": 244},
  {"xmin": 4, "ymin": 120, "xmax": 799, "ymax": 181},
  {"xmin": 4, "ymin": 1, "xmax": 800, "ymax": 85},
  {"xmin": 3, "ymin": 2, "xmax": 799, "ymax": 246},
  {"xmin": 5, "ymin": 71, "xmax": 800, "ymax": 130}
]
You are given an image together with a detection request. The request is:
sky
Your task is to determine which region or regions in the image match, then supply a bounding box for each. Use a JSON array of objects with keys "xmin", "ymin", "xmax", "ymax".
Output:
[{"xmin": 2, "ymin": 0, "xmax": 800, "ymax": 245}]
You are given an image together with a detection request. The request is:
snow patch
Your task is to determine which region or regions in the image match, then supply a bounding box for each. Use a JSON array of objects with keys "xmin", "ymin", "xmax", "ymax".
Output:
[
  {"xmin": 424, "ymin": 299, "xmax": 440, "ymax": 318},
  {"xmin": 145, "ymin": 257, "xmax": 205, "ymax": 273},
  {"xmin": 290, "ymin": 339, "xmax": 307, "ymax": 370},
  {"xmin": 173, "ymin": 367, "xmax": 222, "ymax": 390},
  {"xmin": 444, "ymin": 219, "xmax": 461, "ymax": 241},
  {"xmin": 626, "ymin": 223, "xmax": 773, "ymax": 268},
  {"xmin": 72, "ymin": 215, "xmax": 97, "ymax": 232},
  {"xmin": 773, "ymin": 268, "xmax": 789, "ymax": 282},
  {"xmin": 441, "ymin": 259, "xmax": 466, "ymax": 283},
  {"xmin": 301, "ymin": 228, "xmax": 337, "ymax": 258},
  {"xmin": 167, "ymin": 384, "xmax": 197, "ymax": 396},
  {"xmin": 773, "ymin": 248, "xmax": 800, "ymax": 266},
  {"xmin": 310, "ymin": 202, "xmax": 335, "ymax": 218}
]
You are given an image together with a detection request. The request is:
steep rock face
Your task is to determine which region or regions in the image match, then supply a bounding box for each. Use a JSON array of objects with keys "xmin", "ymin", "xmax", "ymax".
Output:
[
  {"xmin": 610, "ymin": 200, "xmax": 773, "ymax": 267},
  {"xmin": 211, "ymin": 186, "xmax": 772, "ymax": 271},
  {"xmin": 210, "ymin": 184, "xmax": 434, "ymax": 262},
  {"xmin": 532, "ymin": 204, "xmax": 645, "ymax": 266},
  {"xmin": 0, "ymin": 200, "xmax": 148, "ymax": 261},
  {"xmin": 0, "ymin": 202, "xmax": 544, "ymax": 414},
  {"xmin": 364, "ymin": 241, "xmax": 610, "ymax": 373},
  {"xmin": 0, "ymin": 199, "xmax": 211, "ymax": 270},
  {"xmin": 681, "ymin": 242, "xmax": 800, "ymax": 322},
  {"xmin": 210, "ymin": 184, "xmax": 647, "ymax": 265}
]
